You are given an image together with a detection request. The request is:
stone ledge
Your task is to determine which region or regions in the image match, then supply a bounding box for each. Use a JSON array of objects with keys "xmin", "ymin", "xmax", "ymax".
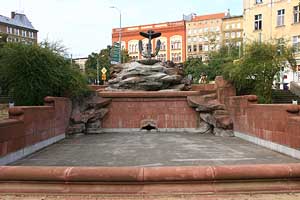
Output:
[
  {"xmin": 1, "ymin": 163, "xmax": 300, "ymax": 182},
  {"xmin": 99, "ymin": 91, "xmax": 201, "ymax": 98},
  {"xmin": 0, "ymin": 119, "xmax": 23, "ymax": 128}
]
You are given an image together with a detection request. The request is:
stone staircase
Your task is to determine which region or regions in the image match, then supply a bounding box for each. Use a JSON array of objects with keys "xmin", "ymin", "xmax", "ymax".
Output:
[
  {"xmin": 272, "ymin": 90, "xmax": 300, "ymax": 104},
  {"xmin": 0, "ymin": 104, "xmax": 8, "ymax": 121}
]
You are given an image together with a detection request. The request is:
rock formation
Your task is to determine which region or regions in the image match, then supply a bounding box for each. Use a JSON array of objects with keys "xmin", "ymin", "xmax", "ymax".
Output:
[
  {"xmin": 187, "ymin": 93, "xmax": 234, "ymax": 137},
  {"xmin": 107, "ymin": 61, "xmax": 191, "ymax": 91},
  {"xmin": 68, "ymin": 94, "xmax": 111, "ymax": 135}
]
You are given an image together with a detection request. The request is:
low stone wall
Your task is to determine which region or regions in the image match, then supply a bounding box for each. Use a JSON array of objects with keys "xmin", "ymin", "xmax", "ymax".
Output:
[
  {"xmin": 191, "ymin": 84, "xmax": 215, "ymax": 91},
  {"xmin": 101, "ymin": 92, "xmax": 199, "ymax": 132},
  {"xmin": 0, "ymin": 97, "xmax": 71, "ymax": 165},
  {"xmin": 228, "ymin": 95, "xmax": 300, "ymax": 158},
  {"xmin": 1, "ymin": 164, "xmax": 300, "ymax": 196}
]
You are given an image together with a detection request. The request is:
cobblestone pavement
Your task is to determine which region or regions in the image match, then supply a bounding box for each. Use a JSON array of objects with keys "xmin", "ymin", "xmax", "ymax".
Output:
[{"xmin": 12, "ymin": 132, "xmax": 299, "ymax": 166}]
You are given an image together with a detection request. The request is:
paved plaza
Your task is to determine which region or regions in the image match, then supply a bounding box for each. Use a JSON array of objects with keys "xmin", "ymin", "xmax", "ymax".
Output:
[{"xmin": 12, "ymin": 132, "xmax": 299, "ymax": 167}]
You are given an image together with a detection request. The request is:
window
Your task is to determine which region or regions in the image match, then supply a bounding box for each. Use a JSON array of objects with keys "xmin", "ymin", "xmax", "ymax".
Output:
[
  {"xmin": 232, "ymin": 24, "xmax": 236, "ymax": 29},
  {"xmin": 171, "ymin": 40, "xmax": 181, "ymax": 50},
  {"xmin": 6, "ymin": 27, "xmax": 13, "ymax": 34},
  {"xmin": 193, "ymin": 45, "xmax": 197, "ymax": 52},
  {"xmin": 293, "ymin": 35, "xmax": 300, "ymax": 53},
  {"xmin": 199, "ymin": 45, "xmax": 203, "ymax": 51},
  {"xmin": 237, "ymin": 32, "xmax": 241, "ymax": 38},
  {"xmin": 203, "ymin": 45, "xmax": 209, "ymax": 51},
  {"xmin": 22, "ymin": 30, "xmax": 26, "ymax": 37},
  {"xmin": 226, "ymin": 24, "xmax": 230, "ymax": 30},
  {"xmin": 171, "ymin": 53, "xmax": 181, "ymax": 63},
  {"xmin": 294, "ymin": 6, "xmax": 300, "ymax": 23},
  {"xmin": 231, "ymin": 32, "xmax": 236, "ymax": 38},
  {"xmin": 188, "ymin": 45, "xmax": 192, "ymax": 52},
  {"xmin": 237, "ymin": 23, "xmax": 241, "ymax": 29},
  {"xmin": 255, "ymin": 0, "xmax": 262, "ymax": 4},
  {"xmin": 254, "ymin": 14, "xmax": 262, "ymax": 30},
  {"xmin": 277, "ymin": 38, "xmax": 284, "ymax": 55},
  {"xmin": 225, "ymin": 33, "xmax": 230, "ymax": 39},
  {"xmin": 277, "ymin": 9, "xmax": 285, "ymax": 26}
]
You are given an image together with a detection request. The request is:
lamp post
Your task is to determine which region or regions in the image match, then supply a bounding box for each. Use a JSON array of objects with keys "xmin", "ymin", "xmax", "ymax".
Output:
[{"xmin": 110, "ymin": 6, "xmax": 122, "ymax": 64}]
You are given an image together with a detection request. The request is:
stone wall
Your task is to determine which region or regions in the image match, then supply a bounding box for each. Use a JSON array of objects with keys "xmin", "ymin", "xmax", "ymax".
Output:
[
  {"xmin": 101, "ymin": 92, "xmax": 199, "ymax": 131},
  {"xmin": 0, "ymin": 97, "xmax": 71, "ymax": 165},
  {"xmin": 228, "ymin": 95, "xmax": 300, "ymax": 157}
]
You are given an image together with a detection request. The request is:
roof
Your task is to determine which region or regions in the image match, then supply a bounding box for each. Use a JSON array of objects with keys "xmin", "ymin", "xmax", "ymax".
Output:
[
  {"xmin": 192, "ymin": 13, "xmax": 225, "ymax": 22},
  {"xmin": 223, "ymin": 15, "xmax": 243, "ymax": 20},
  {"xmin": 0, "ymin": 13, "xmax": 37, "ymax": 31}
]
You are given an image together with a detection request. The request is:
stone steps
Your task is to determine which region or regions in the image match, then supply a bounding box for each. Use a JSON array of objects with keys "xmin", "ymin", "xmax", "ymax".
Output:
[{"xmin": 272, "ymin": 90, "xmax": 300, "ymax": 104}]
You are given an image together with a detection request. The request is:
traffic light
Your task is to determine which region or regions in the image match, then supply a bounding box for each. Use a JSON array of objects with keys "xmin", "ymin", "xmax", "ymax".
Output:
[{"xmin": 111, "ymin": 42, "xmax": 121, "ymax": 64}]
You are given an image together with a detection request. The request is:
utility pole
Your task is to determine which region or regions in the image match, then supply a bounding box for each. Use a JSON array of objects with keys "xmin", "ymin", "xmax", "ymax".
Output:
[{"xmin": 97, "ymin": 58, "xmax": 99, "ymax": 85}]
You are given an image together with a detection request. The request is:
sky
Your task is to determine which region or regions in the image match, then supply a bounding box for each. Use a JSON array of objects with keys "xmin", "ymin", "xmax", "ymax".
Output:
[{"xmin": 0, "ymin": 0, "xmax": 243, "ymax": 58}]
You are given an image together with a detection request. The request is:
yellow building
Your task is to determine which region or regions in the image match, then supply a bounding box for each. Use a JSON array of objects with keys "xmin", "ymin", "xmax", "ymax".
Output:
[
  {"xmin": 222, "ymin": 15, "xmax": 244, "ymax": 47},
  {"xmin": 186, "ymin": 13, "xmax": 225, "ymax": 61},
  {"xmin": 243, "ymin": 0, "xmax": 300, "ymax": 68}
]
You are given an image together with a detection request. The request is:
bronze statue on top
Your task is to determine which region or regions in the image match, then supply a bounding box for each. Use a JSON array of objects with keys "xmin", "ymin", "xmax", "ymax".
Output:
[{"xmin": 139, "ymin": 30, "xmax": 161, "ymax": 59}]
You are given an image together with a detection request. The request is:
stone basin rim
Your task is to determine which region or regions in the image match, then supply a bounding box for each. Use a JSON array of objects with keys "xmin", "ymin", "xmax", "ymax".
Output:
[{"xmin": 1, "ymin": 163, "xmax": 300, "ymax": 182}]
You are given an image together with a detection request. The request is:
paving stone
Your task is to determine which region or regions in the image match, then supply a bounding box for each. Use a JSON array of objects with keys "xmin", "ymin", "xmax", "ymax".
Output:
[{"xmin": 11, "ymin": 132, "xmax": 300, "ymax": 167}]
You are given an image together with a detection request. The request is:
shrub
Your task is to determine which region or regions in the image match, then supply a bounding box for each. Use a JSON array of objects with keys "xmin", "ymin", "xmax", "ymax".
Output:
[
  {"xmin": 0, "ymin": 42, "xmax": 90, "ymax": 106},
  {"xmin": 221, "ymin": 42, "xmax": 296, "ymax": 103}
]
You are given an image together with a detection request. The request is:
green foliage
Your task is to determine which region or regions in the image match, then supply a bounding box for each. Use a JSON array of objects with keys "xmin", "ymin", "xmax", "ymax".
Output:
[
  {"xmin": 0, "ymin": 42, "xmax": 90, "ymax": 106},
  {"xmin": 183, "ymin": 58, "xmax": 209, "ymax": 83},
  {"xmin": 0, "ymin": 33, "xmax": 7, "ymax": 48},
  {"xmin": 85, "ymin": 48, "xmax": 130, "ymax": 84},
  {"xmin": 121, "ymin": 49, "xmax": 131, "ymax": 63},
  {"xmin": 222, "ymin": 41, "xmax": 296, "ymax": 103},
  {"xmin": 207, "ymin": 45, "xmax": 241, "ymax": 80}
]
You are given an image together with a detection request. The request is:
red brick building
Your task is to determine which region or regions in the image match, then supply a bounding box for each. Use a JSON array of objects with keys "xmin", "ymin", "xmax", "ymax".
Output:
[{"xmin": 112, "ymin": 20, "xmax": 186, "ymax": 63}]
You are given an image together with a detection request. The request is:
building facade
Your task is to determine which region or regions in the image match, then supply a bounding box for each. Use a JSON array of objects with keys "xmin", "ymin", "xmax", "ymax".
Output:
[
  {"xmin": 0, "ymin": 12, "xmax": 38, "ymax": 44},
  {"xmin": 222, "ymin": 15, "xmax": 244, "ymax": 47},
  {"xmin": 243, "ymin": 0, "xmax": 300, "ymax": 84},
  {"xmin": 112, "ymin": 20, "xmax": 186, "ymax": 63},
  {"xmin": 186, "ymin": 13, "xmax": 225, "ymax": 61},
  {"xmin": 73, "ymin": 57, "xmax": 88, "ymax": 72}
]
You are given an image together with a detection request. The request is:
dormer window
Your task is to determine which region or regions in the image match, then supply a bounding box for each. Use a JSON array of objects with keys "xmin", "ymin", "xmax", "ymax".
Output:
[{"xmin": 255, "ymin": 0, "xmax": 263, "ymax": 4}]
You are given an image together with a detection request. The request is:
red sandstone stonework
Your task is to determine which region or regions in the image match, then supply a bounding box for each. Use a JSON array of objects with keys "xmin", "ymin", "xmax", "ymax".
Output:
[
  {"xmin": 102, "ymin": 97, "xmax": 198, "ymax": 129},
  {"xmin": 0, "ymin": 97, "xmax": 71, "ymax": 158}
]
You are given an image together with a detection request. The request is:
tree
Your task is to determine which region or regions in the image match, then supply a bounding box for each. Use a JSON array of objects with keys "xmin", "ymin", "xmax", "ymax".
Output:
[
  {"xmin": 121, "ymin": 49, "xmax": 130, "ymax": 63},
  {"xmin": 0, "ymin": 42, "xmax": 90, "ymax": 106},
  {"xmin": 0, "ymin": 33, "xmax": 7, "ymax": 48},
  {"xmin": 183, "ymin": 57, "xmax": 208, "ymax": 83},
  {"xmin": 85, "ymin": 47, "xmax": 130, "ymax": 84},
  {"xmin": 222, "ymin": 41, "xmax": 296, "ymax": 103},
  {"xmin": 85, "ymin": 52, "xmax": 99, "ymax": 84},
  {"xmin": 207, "ymin": 44, "xmax": 241, "ymax": 81}
]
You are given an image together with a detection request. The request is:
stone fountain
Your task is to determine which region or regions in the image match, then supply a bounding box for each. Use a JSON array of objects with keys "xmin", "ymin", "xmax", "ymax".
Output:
[{"xmin": 107, "ymin": 30, "xmax": 190, "ymax": 91}]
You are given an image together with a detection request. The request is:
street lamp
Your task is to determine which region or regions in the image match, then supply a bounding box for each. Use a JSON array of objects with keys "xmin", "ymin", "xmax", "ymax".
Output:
[{"xmin": 110, "ymin": 6, "xmax": 122, "ymax": 64}]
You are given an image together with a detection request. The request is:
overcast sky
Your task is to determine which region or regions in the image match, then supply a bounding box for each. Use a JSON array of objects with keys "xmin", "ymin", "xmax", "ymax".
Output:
[{"xmin": 0, "ymin": 0, "xmax": 243, "ymax": 58}]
